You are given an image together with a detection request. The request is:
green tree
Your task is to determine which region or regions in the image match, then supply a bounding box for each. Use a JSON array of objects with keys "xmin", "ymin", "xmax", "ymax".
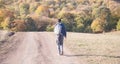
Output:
[
  {"xmin": 74, "ymin": 11, "xmax": 92, "ymax": 32},
  {"xmin": 92, "ymin": 6, "xmax": 111, "ymax": 32}
]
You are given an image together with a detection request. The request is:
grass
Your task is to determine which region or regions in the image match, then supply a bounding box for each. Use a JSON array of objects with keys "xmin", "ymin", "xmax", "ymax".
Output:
[{"xmin": 65, "ymin": 32, "xmax": 120, "ymax": 64}]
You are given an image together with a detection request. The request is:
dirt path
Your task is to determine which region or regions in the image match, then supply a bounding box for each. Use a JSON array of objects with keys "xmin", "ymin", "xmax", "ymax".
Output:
[{"xmin": 0, "ymin": 32, "xmax": 79, "ymax": 64}]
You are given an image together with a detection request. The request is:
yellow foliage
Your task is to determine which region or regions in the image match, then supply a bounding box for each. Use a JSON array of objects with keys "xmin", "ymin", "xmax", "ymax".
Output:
[
  {"xmin": 0, "ymin": 9, "xmax": 5, "ymax": 18},
  {"xmin": 91, "ymin": 18, "xmax": 105, "ymax": 33},
  {"xmin": 107, "ymin": 0, "xmax": 120, "ymax": 18},
  {"xmin": 35, "ymin": 5, "xmax": 49, "ymax": 16},
  {"xmin": 0, "ymin": 9, "xmax": 14, "ymax": 29},
  {"xmin": 1, "ymin": 17, "xmax": 10, "ymax": 30},
  {"xmin": 54, "ymin": 0, "xmax": 60, "ymax": 3},
  {"xmin": 76, "ymin": 0, "xmax": 84, "ymax": 3},
  {"xmin": 0, "ymin": 9, "xmax": 14, "ymax": 19},
  {"xmin": 0, "ymin": 9, "xmax": 6, "ymax": 28}
]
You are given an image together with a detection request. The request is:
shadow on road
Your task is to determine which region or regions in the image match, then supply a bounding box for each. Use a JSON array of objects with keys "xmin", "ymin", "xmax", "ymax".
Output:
[{"xmin": 63, "ymin": 54, "xmax": 120, "ymax": 58}]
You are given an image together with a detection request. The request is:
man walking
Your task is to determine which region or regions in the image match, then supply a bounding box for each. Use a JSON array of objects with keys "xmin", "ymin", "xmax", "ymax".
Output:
[{"xmin": 54, "ymin": 19, "xmax": 66, "ymax": 55}]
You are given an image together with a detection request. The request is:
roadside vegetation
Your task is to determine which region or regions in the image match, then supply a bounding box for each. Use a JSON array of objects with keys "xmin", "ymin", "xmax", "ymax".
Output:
[{"xmin": 0, "ymin": 0, "xmax": 120, "ymax": 33}]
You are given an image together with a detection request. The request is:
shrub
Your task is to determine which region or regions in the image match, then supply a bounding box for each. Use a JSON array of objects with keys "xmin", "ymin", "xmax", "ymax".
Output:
[
  {"xmin": 46, "ymin": 25, "xmax": 54, "ymax": 31},
  {"xmin": 66, "ymin": 3, "xmax": 75, "ymax": 10},
  {"xmin": 0, "ymin": 0, "xmax": 5, "ymax": 8},
  {"xmin": 116, "ymin": 19, "xmax": 120, "ymax": 31},
  {"xmin": 0, "ymin": 9, "xmax": 5, "ymax": 29},
  {"xmin": 35, "ymin": 5, "xmax": 50, "ymax": 16},
  {"xmin": 9, "ymin": 17, "xmax": 37, "ymax": 31},
  {"xmin": 10, "ymin": 20, "xmax": 26, "ymax": 31},
  {"xmin": 93, "ymin": 6, "xmax": 110, "ymax": 19},
  {"xmin": 0, "ymin": 0, "xmax": 14, "ymax": 5},
  {"xmin": 29, "ymin": 2, "xmax": 39, "ymax": 13},
  {"xmin": 106, "ymin": 17, "xmax": 117, "ymax": 31},
  {"xmin": 19, "ymin": 3, "xmax": 30, "ymax": 18},
  {"xmin": 107, "ymin": 0, "xmax": 120, "ymax": 18},
  {"xmin": 74, "ymin": 10, "xmax": 92, "ymax": 32},
  {"xmin": 75, "ymin": 23, "xmax": 84, "ymax": 32},
  {"xmin": 92, "ymin": 6, "xmax": 111, "ymax": 31},
  {"xmin": 57, "ymin": 11, "xmax": 75, "ymax": 31},
  {"xmin": 1, "ymin": 17, "xmax": 10, "ymax": 30},
  {"xmin": 91, "ymin": 18, "xmax": 107, "ymax": 33},
  {"xmin": 31, "ymin": 15, "xmax": 56, "ymax": 31},
  {"xmin": 84, "ymin": 26, "xmax": 92, "ymax": 33},
  {"xmin": 0, "ymin": 9, "xmax": 14, "ymax": 30},
  {"xmin": 76, "ymin": 0, "xmax": 89, "ymax": 4},
  {"xmin": 24, "ymin": 17, "xmax": 37, "ymax": 31}
]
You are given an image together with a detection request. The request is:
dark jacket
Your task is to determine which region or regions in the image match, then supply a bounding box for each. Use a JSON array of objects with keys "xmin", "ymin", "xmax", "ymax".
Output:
[{"xmin": 59, "ymin": 23, "xmax": 66, "ymax": 37}]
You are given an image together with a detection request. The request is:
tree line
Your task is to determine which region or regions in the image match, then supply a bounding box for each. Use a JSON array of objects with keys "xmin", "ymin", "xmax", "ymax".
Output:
[{"xmin": 0, "ymin": 0, "xmax": 120, "ymax": 33}]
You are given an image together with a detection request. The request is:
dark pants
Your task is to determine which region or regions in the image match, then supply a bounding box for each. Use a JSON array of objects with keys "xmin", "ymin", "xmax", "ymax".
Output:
[{"xmin": 56, "ymin": 34, "xmax": 64, "ymax": 55}]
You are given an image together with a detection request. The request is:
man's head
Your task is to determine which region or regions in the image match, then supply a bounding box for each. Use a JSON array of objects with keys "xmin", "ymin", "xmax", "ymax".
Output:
[{"xmin": 58, "ymin": 19, "xmax": 61, "ymax": 22}]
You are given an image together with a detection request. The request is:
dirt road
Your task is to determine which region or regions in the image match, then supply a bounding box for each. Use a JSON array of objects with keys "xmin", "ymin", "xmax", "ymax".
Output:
[{"xmin": 0, "ymin": 32, "xmax": 79, "ymax": 64}]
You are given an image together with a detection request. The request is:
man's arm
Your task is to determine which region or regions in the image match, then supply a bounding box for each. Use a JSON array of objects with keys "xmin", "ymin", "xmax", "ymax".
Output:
[{"xmin": 62, "ymin": 24, "xmax": 67, "ymax": 38}]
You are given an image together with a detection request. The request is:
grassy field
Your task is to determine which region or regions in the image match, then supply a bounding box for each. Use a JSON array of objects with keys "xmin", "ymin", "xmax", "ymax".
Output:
[
  {"xmin": 65, "ymin": 32, "xmax": 120, "ymax": 64},
  {"xmin": 0, "ymin": 31, "xmax": 120, "ymax": 64}
]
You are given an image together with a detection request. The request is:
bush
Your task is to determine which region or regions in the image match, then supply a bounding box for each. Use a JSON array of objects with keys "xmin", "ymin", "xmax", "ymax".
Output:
[
  {"xmin": 107, "ymin": 0, "xmax": 120, "ymax": 18},
  {"xmin": 19, "ymin": 3, "xmax": 30, "ymax": 18},
  {"xmin": 1, "ymin": 17, "xmax": 10, "ymax": 30},
  {"xmin": 46, "ymin": 25, "xmax": 54, "ymax": 31},
  {"xmin": 66, "ymin": 3, "xmax": 75, "ymax": 10},
  {"xmin": 10, "ymin": 20, "xmax": 26, "ymax": 31},
  {"xmin": 74, "ymin": 11, "xmax": 92, "ymax": 32},
  {"xmin": 91, "ymin": 18, "xmax": 107, "ymax": 33},
  {"xmin": 31, "ymin": 15, "xmax": 56, "ymax": 31},
  {"xmin": 106, "ymin": 17, "xmax": 117, "ymax": 31},
  {"xmin": 57, "ymin": 11, "xmax": 75, "ymax": 31},
  {"xmin": 9, "ymin": 17, "xmax": 37, "ymax": 31},
  {"xmin": 92, "ymin": 6, "xmax": 111, "ymax": 31},
  {"xmin": 24, "ymin": 17, "xmax": 37, "ymax": 31},
  {"xmin": 93, "ymin": 6, "xmax": 110, "ymax": 19},
  {"xmin": 0, "ymin": 9, "xmax": 14, "ymax": 30},
  {"xmin": 116, "ymin": 19, "xmax": 120, "ymax": 31},
  {"xmin": 35, "ymin": 5, "xmax": 50, "ymax": 16},
  {"xmin": 29, "ymin": 2, "xmax": 39, "ymax": 13},
  {"xmin": 0, "ymin": 10, "xmax": 5, "ymax": 29},
  {"xmin": 75, "ymin": 23, "xmax": 84, "ymax": 32}
]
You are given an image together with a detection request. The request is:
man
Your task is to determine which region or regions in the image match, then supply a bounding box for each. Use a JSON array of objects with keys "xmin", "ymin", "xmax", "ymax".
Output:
[{"xmin": 54, "ymin": 19, "xmax": 66, "ymax": 55}]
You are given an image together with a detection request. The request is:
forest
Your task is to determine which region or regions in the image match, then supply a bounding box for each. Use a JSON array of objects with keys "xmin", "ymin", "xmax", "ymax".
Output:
[{"xmin": 0, "ymin": 0, "xmax": 120, "ymax": 33}]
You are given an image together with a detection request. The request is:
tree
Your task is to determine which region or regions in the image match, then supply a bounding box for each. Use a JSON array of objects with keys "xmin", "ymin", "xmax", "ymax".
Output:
[
  {"xmin": 92, "ymin": 6, "xmax": 111, "ymax": 31},
  {"xmin": 35, "ymin": 5, "xmax": 50, "ymax": 17},
  {"xmin": 0, "ymin": 9, "xmax": 14, "ymax": 30},
  {"xmin": 116, "ymin": 19, "xmax": 120, "ymax": 31},
  {"xmin": 24, "ymin": 17, "xmax": 37, "ymax": 31},
  {"xmin": 106, "ymin": 0, "xmax": 120, "ymax": 18},
  {"xmin": 91, "ymin": 18, "xmax": 107, "ymax": 33},
  {"xmin": 57, "ymin": 11, "xmax": 75, "ymax": 31},
  {"xmin": 19, "ymin": 3, "xmax": 30, "ymax": 19}
]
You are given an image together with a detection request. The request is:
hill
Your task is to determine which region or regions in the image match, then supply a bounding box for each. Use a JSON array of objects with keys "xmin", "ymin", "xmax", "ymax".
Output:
[{"xmin": 0, "ymin": 0, "xmax": 120, "ymax": 33}]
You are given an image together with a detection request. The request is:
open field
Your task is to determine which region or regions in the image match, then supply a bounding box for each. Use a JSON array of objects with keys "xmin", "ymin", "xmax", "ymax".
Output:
[
  {"xmin": 0, "ymin": 31, "xmax": 120, "ymax": 64},
  {"xmin": 66, "ymin": 32, "xmax": 120, "ymax": 64}
]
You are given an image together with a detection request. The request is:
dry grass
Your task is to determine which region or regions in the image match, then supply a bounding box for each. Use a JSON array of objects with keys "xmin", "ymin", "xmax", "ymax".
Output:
[
  {"xmin": 0, "ymin": 30, "xmax": 9, "ymax": 42},
  {"xmin": 65, "ymin": 32, "xmax": 120, "ymax": 64}
]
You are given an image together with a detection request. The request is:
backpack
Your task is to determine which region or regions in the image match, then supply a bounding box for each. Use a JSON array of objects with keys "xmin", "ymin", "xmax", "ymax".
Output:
[{"xmin": 54, "ymin": 23, "xmax": 62, "ymax": 35}]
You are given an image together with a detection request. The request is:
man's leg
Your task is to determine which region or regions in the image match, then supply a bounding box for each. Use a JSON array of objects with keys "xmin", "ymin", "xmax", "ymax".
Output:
[
  {"xmin": 56, "ymin": 35, "xmax": 61, "ymax": 55},
  {"xmin": 59, "ymin": 35, "xmax": 64, "ymax": 55}
]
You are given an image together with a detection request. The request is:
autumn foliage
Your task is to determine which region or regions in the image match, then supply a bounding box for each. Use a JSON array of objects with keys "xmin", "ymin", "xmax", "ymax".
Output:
[
  {"xmin": 0, "ymin": 9, "xmax": 14, "ymax": 29},
  {"xmin": 0, "ymin": 0, "xmax": 120, "ymax": 33},
  {"xmin": 35, "ymin": 5, "xmax": 50, "ymax": 16}
]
